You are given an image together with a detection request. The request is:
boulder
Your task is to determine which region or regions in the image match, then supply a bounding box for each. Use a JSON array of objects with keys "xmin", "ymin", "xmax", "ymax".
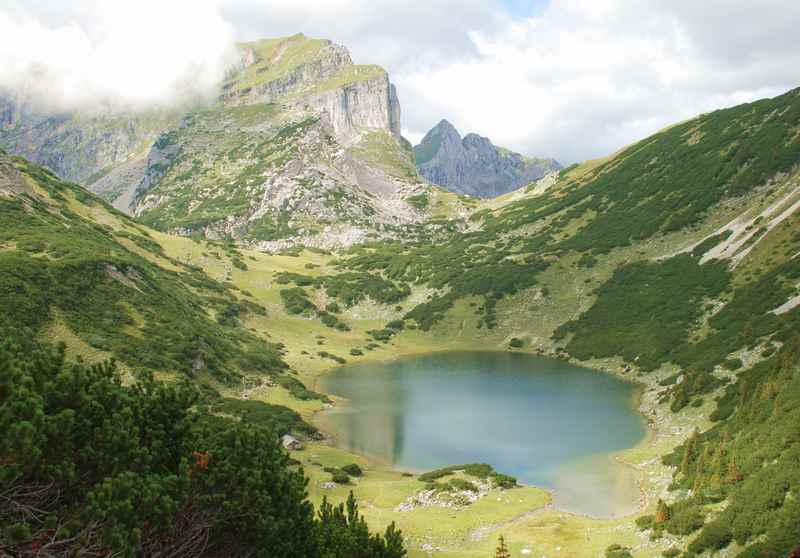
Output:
[{"xmin": 281, "ymin": 434, "xmax": 303, "ymax": 451}]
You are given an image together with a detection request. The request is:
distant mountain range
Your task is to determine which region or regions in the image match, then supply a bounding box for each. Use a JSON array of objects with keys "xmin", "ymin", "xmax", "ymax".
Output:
[{"xmin": 413, "ymin": 119, "xmax": 561, "ymax": 198}]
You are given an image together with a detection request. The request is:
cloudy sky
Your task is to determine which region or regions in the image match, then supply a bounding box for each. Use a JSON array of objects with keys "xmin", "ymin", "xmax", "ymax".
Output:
[{"xmin": 2, "ymin": 0, "xmax": 799, "ymax": 163}]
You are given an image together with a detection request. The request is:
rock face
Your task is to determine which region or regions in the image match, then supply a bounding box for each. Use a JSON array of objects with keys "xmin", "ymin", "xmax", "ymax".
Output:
[
  {"xmin": 301, "ymin": 73, "xmax": 402, "ymax": 145},
  {"xmin": 0, "ymin": 34, "xmax": 449, "ymax": 249},
  {"xmin": 414, "ymin": 119, "xmax": 561, "ymax": 198},
  {"xmin": 125, "ymin": 34, "xmax": 434, "ymax": 249},
  {"xmin": 0, "ymin": 149, "xmax": 34, "ymax": 197},
  {"xmin": 220, "ymin": 34, "xmax": 401, "ymax": 146},
  {"xmin": 0, "ymin": 94, "xmax": 179, "ymax": 207},
  {"xmin": 281, "ymin": 434, "xmax": 303, "ymax": 451}
]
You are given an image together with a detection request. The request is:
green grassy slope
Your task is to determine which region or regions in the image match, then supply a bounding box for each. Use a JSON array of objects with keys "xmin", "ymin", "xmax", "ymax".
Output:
[{"xmin": 0, "ymin": 149, "xmax": 324, "ymax": 433}]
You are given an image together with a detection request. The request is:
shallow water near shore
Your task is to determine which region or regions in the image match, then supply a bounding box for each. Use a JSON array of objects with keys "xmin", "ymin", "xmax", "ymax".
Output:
[{"xmin": 317, "ymin": 351, "xmax": 647, "ymax": 517}]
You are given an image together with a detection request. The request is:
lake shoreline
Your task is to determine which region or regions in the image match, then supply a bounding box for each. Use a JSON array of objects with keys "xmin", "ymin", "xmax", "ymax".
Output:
[{"xmin": 309, "ymin": 348, "xmax": 659, "ymax": 520}]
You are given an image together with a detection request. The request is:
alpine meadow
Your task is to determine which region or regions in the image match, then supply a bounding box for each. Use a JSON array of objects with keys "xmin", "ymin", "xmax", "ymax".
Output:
[{"xmin": 1, "ymin": 5, "xmax": 800, "ymax": 558}]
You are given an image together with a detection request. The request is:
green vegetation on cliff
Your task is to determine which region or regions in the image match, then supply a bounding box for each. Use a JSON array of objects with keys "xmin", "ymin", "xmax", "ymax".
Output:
[{"xmin": 657, "ymin": 340, "xmax": 800, "ymax": 558}]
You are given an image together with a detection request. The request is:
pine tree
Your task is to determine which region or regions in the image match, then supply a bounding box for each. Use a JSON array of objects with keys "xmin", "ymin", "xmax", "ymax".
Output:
[
  {"xmin": 726, "ymin": 454, "xmax": 743, "ymax": 484},
  {"xmin": 495, "ymin": 535, "xmax": 511, "ymax": 558},
  {"xmin": 680, "ymin": 429, "xmax": 699, "ymax": 477},
  {"xmin": 654, "ymin": 499, "xmax": 671, "ymax": 524},
  {"xmin": 739, "ymin": 321, "xmax": 754, "ymax": 346}
]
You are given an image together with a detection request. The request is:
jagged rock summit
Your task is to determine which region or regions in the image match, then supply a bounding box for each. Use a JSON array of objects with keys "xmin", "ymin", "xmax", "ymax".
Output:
[
  {"xmin": 414, "ymin": 119, "xmax": 561, "ymax": 198},
  {"xmin": 222, "ymin": 33, "xmax": 402, "ymax": 146}
]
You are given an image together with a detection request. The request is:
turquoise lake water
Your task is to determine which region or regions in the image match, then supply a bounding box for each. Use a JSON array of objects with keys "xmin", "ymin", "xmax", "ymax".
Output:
[{"xmin": 316, "ymin": 351, "xmax": 647, "ymax": 517}]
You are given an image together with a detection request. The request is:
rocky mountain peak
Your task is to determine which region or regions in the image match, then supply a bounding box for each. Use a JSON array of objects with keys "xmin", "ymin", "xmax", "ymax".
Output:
[
  {"xmin": 414, "ymin": 121, "xmax": 560, "ymax": 198},
  {"xmin": 432, "ymin": 118, "xmax": 458, "ymax": 133},
  {"xmin": 423, "ymin": 119, "xmax": 460, "ymax": 143}
]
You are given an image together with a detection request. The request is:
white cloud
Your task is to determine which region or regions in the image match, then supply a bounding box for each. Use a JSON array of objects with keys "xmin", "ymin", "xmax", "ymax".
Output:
[
  {"xmin": 396, "ymin": 0, "xmax": 800, "ymax": 162},
  {"xmin": 0, "ymin": 0, "xmax": 237, "ymax": 111},
  {"xmin": 1, "ymin": 0, "xmax": 798, "ymax": 161},
  {"xmin": 220, "ymin": 0, "xmax": 508, "ymax": 71}
]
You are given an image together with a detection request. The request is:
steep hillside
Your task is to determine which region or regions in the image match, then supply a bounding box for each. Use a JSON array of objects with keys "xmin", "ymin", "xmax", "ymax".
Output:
[
  {"xmin": 0, "ymin": 148, "xmax": 329, "ymax": 412},
  {"xmin": 414, "ymin": 119, "xmax": 560, "ymax": 197}
]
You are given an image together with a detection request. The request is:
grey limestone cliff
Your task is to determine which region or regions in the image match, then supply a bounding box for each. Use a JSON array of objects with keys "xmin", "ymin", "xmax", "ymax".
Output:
[
  {"xmin": 0, "ymin": 93, "xmax": 179, "ymax": 208},
  {"xmin": 221, "ymin": 34, "xmax": 401, "ymax": 146},
  {"xmin": 413, "ymin": 119, "xmax": 560, "ymax": 198}
]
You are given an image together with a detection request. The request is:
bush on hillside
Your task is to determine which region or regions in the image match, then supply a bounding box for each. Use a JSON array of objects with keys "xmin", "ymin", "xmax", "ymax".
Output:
[
  {"xmin": 342, "ymin": 464, "xmax": 363, "ymax": 477},
  {"xmin": 0, "ymin": 335, "xmax": 405, "ymax": 558}
]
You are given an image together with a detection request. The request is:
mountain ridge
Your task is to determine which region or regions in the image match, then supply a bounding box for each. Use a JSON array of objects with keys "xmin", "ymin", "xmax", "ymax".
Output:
[
  {"xmin": 413, "ymin": 118, "xmax": 561, "ymax": 197},
  {"xmin": 0, "ymin": 34, "xmax": 465, "ymax": 250}
]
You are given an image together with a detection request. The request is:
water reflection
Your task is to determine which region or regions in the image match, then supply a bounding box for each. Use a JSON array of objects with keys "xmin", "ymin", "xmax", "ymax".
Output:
[{"xmin": 317, "ymin": 351, "xmax": 646, "ymax": 517}]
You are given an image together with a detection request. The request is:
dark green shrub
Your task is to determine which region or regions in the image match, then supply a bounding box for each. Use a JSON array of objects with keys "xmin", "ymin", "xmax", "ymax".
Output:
[
  {"xmin": 406, "ymin": 193, "xmax": 429, "ymax": 210},
  {"xmin": 325, "ymin": 302, "xmax": 341, "ymax": 313},
  {"xmin": 280, "ymin": 287, "xmax": 316, "ymax": 315},
  {"xmin": 331, "ymin": 471, "xmax": 350, "ymax": 484},
  {"xmin": 448, "ymin": 478, "xmax": 478, "ymax": 492},
  {"xmin": 368, "ymin": 329, "xmax": 395, "ymax": 342},
  {"xmin": 636, "ymin": 515, "xmax": 654, "ymax": 531},
  {"xmin": 605, "ymin": 544, "xmax": 633, "ymax": 558},
  {"xmin": 317, "ymin": 351, "xmax": 346, "ymax": 364},
  {"xmin": 688, "ymin": 520, "xmax": 732, "ymax": 553},
  {"xmin": 723, "ymin": 358, "xmax": 743, "ymax": 371},
  {"xmin": 666, "ymin": 500, "xmax": 705, "ymax": 535},
  {"xmin": 491, "ymin": 473, "xmax": 518, "ymax": 489},
  {"xmin": 341, "ymin": 464, "xmax": 363, "ymax": 477},
  {"xmin": 0, "ymin": 336, "xmax": 403, "ymax": 557}
]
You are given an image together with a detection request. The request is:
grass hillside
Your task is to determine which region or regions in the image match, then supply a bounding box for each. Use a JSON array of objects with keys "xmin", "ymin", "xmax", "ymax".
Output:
[
  {"xmin": 0, "ymin": 149, "xmax": 325, "ymax": 432},
  {"xmin": 2, "ymin": 86, "xmax": 800, "ymax": 557}
]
